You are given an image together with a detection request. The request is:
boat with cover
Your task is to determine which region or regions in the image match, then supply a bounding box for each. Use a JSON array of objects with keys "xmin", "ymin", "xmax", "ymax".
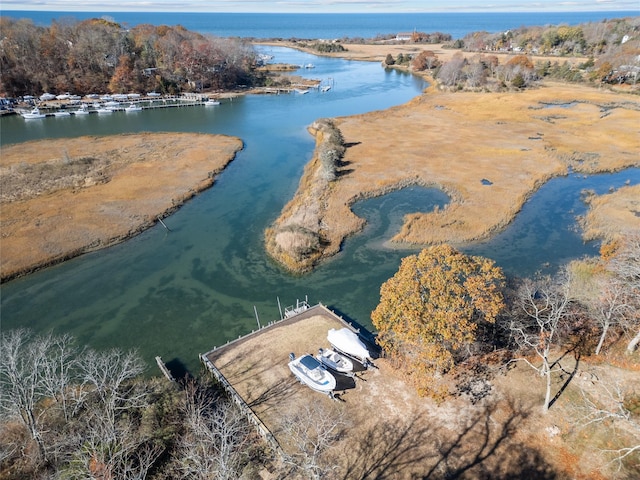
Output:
[
  {"xmin": 327, "ymin": 328, "xmax": 373, "ymax": 366},
  {"xmin": 317, "ymin": 347, "xmax": 354, "ymax": 375},
  {"xmin": 288, "ymin": 353, "xmax": 336, "ymax": 394},
  {"xmin": 204, "ymin": 99, "xmax": 220, "ymax": 106}
]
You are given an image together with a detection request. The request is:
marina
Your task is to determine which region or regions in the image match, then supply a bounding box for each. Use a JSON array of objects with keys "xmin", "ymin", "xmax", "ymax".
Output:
[{"xmin": 15, "ymin": 94, "xmax": 227, "ymax": 118}]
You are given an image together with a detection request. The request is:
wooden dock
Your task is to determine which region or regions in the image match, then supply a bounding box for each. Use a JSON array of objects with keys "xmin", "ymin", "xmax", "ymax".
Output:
[{"xmin": 199, "ymin": 303, "xmax": 371, "ymax": 458}]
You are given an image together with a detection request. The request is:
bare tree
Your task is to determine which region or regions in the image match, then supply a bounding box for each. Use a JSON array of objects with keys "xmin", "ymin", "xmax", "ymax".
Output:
[
  {"xmin": 589, "ymin": 275, "xmax": 632, "ymax": 355},
  {"xmin": 64, "ymin": 405, "xmax": 164, "ymax": 480},
  {"xmin": 77, "ymin": 347, "xmax": 147, "ymax": 441},
  {"xmin": 0, "ymin": 329, "xmax": 68, "ymax": 461},
  {"xmin": 39, "ymin": 332, "xmax": 80, "ymax": 420},
  {"xmin": 509, "ymin": 271, "xmax": 575, "ymax": 413},
  {"xmin": 465, "ymin": 57, "xmax": 487, "ymax": 87},
  {"xmin": 575, "ymin": 368, "xmax": 640, "ymax": 474},
  {"xmin": 607, "ymin": 234, "xmax": 640, "ymax": 354},
  {"xmin": 174, "ymin": 379, "xmax": 253, "ymax": 480},
  {"xmin": 279, "ymin": 402, "xmax": 349, "ymax": 479},
  {"xmin": 436, "ymin": 53, "xmax": 466, "ymax": 87}
]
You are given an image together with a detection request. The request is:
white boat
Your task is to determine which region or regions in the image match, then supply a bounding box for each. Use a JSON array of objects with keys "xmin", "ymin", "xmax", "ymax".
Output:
[
  {"xmin": 304, "ymin": 63, "xmax": 315, "ymax": 69},
  {"xmin": 73, "ymin": 104, "xmax": 90, "ymax": 115},
  {"xmin": 96, "ymin": 107, "xmax": 113, "ymax": 114},
  {"xmin": 327, "ymin": 328, "xmax": 373, "ymax": 366},
  {"xmin": 317, "ymin": 348, "xmax": 354, "ymax": 374},
  {"xmin": 53, "ymin": 110, "xmax": 71, "ymax": 117},
  {"xmin": 204, "ymin": 99, "xmax": 220, "ymax": 106},
  {"xmin": 288, "ymin": 354, "xmax": 336, "ymax": 394},
  {"xmin": 320, "ymin": 85, "xmax": 331, "ymax": 92},
  {"xmin": 21, "ymin": 107, "xmax": 46, "ymax": 119},
  {"xmin": 294, "ymin": 88, "xmax": 309, "ymax": 94},
  {"xmin": 125, "ymin": 103, "xmax": 142, "ymax": 112}
]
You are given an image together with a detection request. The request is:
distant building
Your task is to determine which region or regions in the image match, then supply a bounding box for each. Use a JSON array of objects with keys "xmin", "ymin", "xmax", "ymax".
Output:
[{"xmin": 395, "ymin": 32, "xmax": 413, "ymax": 41}]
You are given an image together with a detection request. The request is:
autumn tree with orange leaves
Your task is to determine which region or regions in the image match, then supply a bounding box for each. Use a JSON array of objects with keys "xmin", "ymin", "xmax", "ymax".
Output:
[{"xmin": 371, "ymin": 245, "xmax": 505, "ymax": 399}]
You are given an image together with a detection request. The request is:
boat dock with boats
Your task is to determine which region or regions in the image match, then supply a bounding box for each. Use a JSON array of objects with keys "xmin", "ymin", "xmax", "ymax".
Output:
[
  {"xmin": 199, "ymin": 302, "xmax": 378, "ymax": 456},
  {"xmin": 14, "ymin": 93, "xmax": 229, "ymax": 118}
]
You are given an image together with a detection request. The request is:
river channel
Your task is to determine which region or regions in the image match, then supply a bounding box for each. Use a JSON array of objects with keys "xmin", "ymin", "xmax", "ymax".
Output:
[{"xmin": 2, "ymin": 47, "xmax": 638, "ymax": 375}]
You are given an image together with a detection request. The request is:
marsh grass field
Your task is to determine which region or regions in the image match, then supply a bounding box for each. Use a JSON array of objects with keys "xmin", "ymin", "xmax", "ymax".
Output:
[
  {"xmin": 267, "ymin": 80, "xmax": 640, "ymax": 271},
  {"xmin": 0, "ymin": 133, "xmax": 242, "ymax": 281}
]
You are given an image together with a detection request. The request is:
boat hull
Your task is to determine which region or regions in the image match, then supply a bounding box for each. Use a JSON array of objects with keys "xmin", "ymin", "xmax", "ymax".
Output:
[
  {"xmin": 317, "ymin": 348, "xmax": 354, "ymax": 374},
  {"xmin": 288, "ymin": 354, "xmax": 336, "ymax": 393},
  {"xmin": 327, "ymin": 328, "xmax": 372, "ymax": 365}
]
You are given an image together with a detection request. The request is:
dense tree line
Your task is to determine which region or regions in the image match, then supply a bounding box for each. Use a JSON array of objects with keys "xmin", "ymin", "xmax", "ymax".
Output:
[
  {"xmin": 0, "ymin": 16, "xmax": 260, "ymax": 97},
  {"xmin": 454, "ymin": 16, "xmax": 640, "ymax": 88},
  {"xmin": 388, "ymin": 17, "xmax": 639, "ymax": 90}
]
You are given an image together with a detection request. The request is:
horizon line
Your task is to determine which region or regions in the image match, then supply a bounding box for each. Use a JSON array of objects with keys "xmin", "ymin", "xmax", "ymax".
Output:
[{"xmin": 2, "ymin": 8, "xmax": 638, "ymax": 14}]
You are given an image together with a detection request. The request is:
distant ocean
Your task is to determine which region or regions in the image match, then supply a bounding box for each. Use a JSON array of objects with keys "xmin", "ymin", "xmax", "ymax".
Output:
[{"xmin": 4, "ymin": 11, "xmax": 638, "ymax": 40}]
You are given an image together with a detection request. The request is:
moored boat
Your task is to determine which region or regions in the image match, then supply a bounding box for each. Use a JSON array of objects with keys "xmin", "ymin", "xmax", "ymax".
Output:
[
  {"xmin": 21, "ymin": 107, "xmax": 46, "ymax": 119},
  {"xmin": 288, "ymin": 353, "xmax": 336, "ymax": 395},
  {"xmin": 125, "ymin": 103, "xmax": 142, "ymax": 112},
  {"xmin": 204, "ymin": 99, "xmax": 220, "ymax": 106},
  {"xmin": 73, "ymin": 104, "xmax": 90, "ymax": 115}
]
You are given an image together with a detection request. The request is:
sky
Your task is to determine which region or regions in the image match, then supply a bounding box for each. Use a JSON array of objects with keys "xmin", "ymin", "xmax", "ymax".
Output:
[{"xmin": 1, "ymin": 0, "xmax": 638, "ymax": 14}]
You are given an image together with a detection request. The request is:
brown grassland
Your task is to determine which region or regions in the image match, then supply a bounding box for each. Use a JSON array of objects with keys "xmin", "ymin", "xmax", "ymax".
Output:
[
  {"xmin": 266, "ymin": 80, "xmax": 640, "ymax": 272},
  {"xmin": 0, "ymin": 133, "xmax": 242, "ymax": 281},
  {"xmin": 580, "ymin": 183, "xmax": 640, "ymax": 243}
]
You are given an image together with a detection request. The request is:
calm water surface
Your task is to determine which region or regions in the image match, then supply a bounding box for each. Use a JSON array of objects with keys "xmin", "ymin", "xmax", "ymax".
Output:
[{"xmin": 2, "ymin": 47, "xmax": 637, "ymax": 375}]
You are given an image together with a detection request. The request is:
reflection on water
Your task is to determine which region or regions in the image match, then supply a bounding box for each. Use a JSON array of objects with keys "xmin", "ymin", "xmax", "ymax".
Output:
[{"xmin": 1, "ymin": 48, "xmax": 638, "ymax": 375}]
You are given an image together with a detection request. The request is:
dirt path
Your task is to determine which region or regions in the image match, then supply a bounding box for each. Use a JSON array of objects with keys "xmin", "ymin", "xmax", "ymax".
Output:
[{"xmin": 0, "ymin": 133, "xmax": 242, "ymax": 282}]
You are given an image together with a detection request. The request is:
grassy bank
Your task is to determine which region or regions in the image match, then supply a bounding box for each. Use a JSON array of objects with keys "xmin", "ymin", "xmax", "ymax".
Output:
[
  {"xmin": 0, "ymin": 133, "xmax": 243, "ymax": 282},
  {"xmin": 265, "ymin": 82, "xmax": 640, "ymax": 272}
]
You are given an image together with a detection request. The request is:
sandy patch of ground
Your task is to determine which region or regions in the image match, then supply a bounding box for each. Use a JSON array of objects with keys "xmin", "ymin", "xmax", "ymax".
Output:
[
  {"xmin": 266, "ymin": 81, "xmax": 640, "ymax": 271},
  {"xmin": 260, "ymin": 41, "xmax": 590, "ymax": 67},
  {"xmin": 0, "ymin": 133, "xmax": 242, "ymax": 282}
]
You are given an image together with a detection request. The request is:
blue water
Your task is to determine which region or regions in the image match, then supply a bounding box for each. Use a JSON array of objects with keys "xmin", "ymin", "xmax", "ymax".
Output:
[{"xmin": 4, "ymin": 11, "xmax": 638, "ymax": 40}]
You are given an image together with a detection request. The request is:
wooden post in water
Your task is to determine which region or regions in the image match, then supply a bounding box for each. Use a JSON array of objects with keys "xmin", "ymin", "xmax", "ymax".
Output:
[
  {"xmin": 254, "ymin": 305, "xmax": 261, "ymax": 329},
  {"xmin": 157, "ymin": 216, "xmax": 171, "ymax": 232}
]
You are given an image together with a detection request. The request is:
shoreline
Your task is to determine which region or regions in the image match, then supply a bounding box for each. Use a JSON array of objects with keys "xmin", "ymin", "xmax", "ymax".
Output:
[
  {"xmin": 0, "ymin": 133, "xmax": 243, "ymax": 283},
  {"xmin": 3, "ymin": 43, "xmax": 639, "ymax": 280},
  {"xmin": 265, "ymin": 79, "xmax": 640, "ymax": 273}
]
